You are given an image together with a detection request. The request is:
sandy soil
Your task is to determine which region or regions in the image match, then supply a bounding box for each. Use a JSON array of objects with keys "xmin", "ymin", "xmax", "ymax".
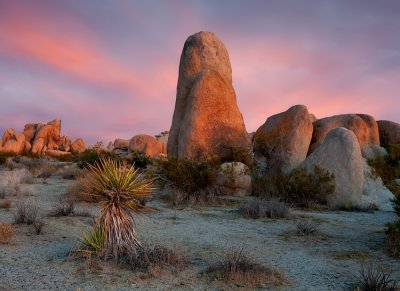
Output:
[{"xmin": 0, "ymin": 161, "xmax": 399, "ymax": 291}]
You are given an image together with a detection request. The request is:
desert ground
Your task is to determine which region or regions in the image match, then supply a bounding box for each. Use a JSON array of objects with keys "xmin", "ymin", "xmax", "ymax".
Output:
[{"xmin": 0, "ymin": 157, "xmax": 399, "ymax": 291}]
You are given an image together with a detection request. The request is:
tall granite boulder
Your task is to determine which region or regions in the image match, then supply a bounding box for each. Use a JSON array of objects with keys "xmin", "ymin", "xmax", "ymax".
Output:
[
  {"xmin": 377, "ymin": 120, "xmax": 400, "ymax": 145},
  {"xmin": 31, "ymin": 119, "xmax": 61, "ymax": 154},
  {"xmin": 23, "ymin": 123, "xmax": 44, "ymax": 143},
  {"xmin": 309, "ymin": 114, "xmax": 383, "ymax": 159},
  {"xmin": 167, "ymin": 31, "xmax": 251, "ymax": 164},
  {"xmin": 253, "ymin": 105, "xmax": 313, "ymax": 174},
  {"xmin": 129, "ymin": 134, "xmax": 165, "ymax": 158},
  {"xmin": 301, "ymin": 127, "xmax": 364, "ymax": 208}
]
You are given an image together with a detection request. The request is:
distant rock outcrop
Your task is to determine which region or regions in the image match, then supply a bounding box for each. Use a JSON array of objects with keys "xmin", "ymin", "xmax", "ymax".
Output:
[
  {"xmin": 253, "ymin": 105, "xmax": 313, "ymax": 174},
  {"xmin": 301, "ymin": 128, "xmax": 364, "ymax": 208},
  {"xmin": 113, "ymin": 139, "xmax": 130, "ymax": 150},
  {"xmin": 309, "ymin": 114, "xmax": 384, "ymax": 159},
  {"xmin": 129, "ymin": 134, "xmax": 165, "ymax": 158},
  {"xmin": 70, "ymin": 138, "xmax": 86, "ymax": 154},
  {"xmin": 0, "ymin": 128, "xmax": 26, "ymax": 154},
  {"xmin": 377, "ymin": 120, "xmax": 400, "ymax": 145},
  {"xmin": 167, "ymin": 31, "xmax": 251, "ymax": 164},
  {"xmin": 0, "ymin": 119, "xmax": 85, "ymax": 156}
]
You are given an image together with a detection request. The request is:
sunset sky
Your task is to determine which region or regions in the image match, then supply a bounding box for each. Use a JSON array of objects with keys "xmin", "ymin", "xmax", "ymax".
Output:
[{"xmin": 1, "ymin": 0, "xmax": 399, "ymax": 145}]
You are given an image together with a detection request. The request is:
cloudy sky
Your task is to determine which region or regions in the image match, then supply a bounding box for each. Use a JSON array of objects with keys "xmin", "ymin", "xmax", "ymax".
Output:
[{"xmin": 1, "ymin": 0, "xmax": 399, "ymax": 145}]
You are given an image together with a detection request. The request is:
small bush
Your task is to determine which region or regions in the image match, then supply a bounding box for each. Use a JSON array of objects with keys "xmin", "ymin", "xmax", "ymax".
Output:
[
  {"xmin": 38, "ymin": 165, "xmax": 57, "ymax": 183},
  {"xmin": 0, "ymin": 153, "xmax": 9, "ymax": 165},
  {"xmin": 78, "ymin": 226, "xmax": 105, "ymax": 255},
  {"xmin": 368, "ymin": 145, "xmax": 400, "ymax": 186},
  {"xmin": 127, "ymin": 151, "xmax": 151, "ymax": 169},
  {"xmin": 131, "ymin": 244, "xmax": 187, "ymax": 272},
  {"xmin": 355, "ymin": 263, "xmax": 397, "ymax": 290},
  {"xmin": 164, "ymin": 187, "xmax": 220, "ymax": 207},
  {"xmin": 14, "ymin": 201, "xmax": 39, "ymax": 225},
  {"xmin": 336, "ymin": 203, "xmax": 378, "ymax": 213},
  {"xmin": 239, "ymin": 198, "xmax": 289, "ymax": 219},
  {"xmin": 33, "ymin": 220, "xmax": 45, "ymax": 235},
  {"xmin": 77, "ymin": 149, "xmax": 120, "ymax": 169},
  {"xmin": 0, "ymin": 187, "xmax": 6, "ymax": 199},
  {"xmin": 390, "ymin": 190, "xmax": 400, "ymax": 216},
  {"xmin": 66, "ymin": 181, "xmax": 101, "ymax": 203},
  {"xmin": 205, "ymin": 246, "xmax": 285, "ymax": 288},
  {"xmin": 0, "ymin": 222, "xmax": 15, "ymax": 244},
  {"xmin": 296, "ymin": 220, "xmax": 318, "ymax": 236},
  {"xmin": 0, "ymin": 200, "xmax": 11, "ymax": 209},
  {"xmin": 284, "ymin": 166, "xmax": 335, "ymax": 208},
  {"xmin": 385, "ymin": 220, "xmax": 400, "ymax": 258},
  {"xmin": 60, "ymin": 166, "xmax": 84, "ymax": 180},
  {"xmin": 157, "ymin": 158, "xmax": 218, "ymax": 193},
  {"xmin": 50, "ymin": 195, "xmax": 75, "ymax": 216}
]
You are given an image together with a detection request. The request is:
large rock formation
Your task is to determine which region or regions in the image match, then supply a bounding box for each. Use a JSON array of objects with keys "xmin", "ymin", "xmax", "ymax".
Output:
[
  {"xmin": 167, "ymin": 31, "xmax": 251, "ymax": 164},
  {"xmin": 0, "ymin": 119, "xmax": 85, "ymax": 156},
  {"xmin": 0, "ymin": 128, "xmax": 26, "ymax": 154},
  {"xmin": 377, "ymin": 120, "xmax": 400, "ymax": 145},
  {"xmin": 129, "ymin": 134, "xmax": 165, "ymax": 158},
  {"xmin": 301, "ymin": 127, "xmax": 364, "ymax": 208},
  {"xmin": 31, "ymin": 119, "xmax": 61, "ymax": 154},
  {"xmin": 309, "ymin": 114, "xmax": 382, "ymax": 159},
  {"xmin": 253, "ymin": 105, "xmax": 313, "ymax": 174}
]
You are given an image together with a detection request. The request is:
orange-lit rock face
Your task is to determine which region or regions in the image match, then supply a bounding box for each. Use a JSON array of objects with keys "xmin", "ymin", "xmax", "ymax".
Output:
[
  {"xmin": 129, "ymin": 134, "xmax": 164, "ymax": 158},
  {"xmin": 70, "ymin": 138, "xmax": 86, "ymax": 154},
  {"xmin": 253, "ymin": 105, "xmax": 313, "ymax": 174},
  {"xmin": 309, "ymin": 114, "xmax": 380, "ymax": 155},
  {"xmin": 168, "ymin": 31, "xmax": 251, "ymax": 164},
  {"xmin": 31, "ymin": 119, "xmax": 61, "ymax": 154},
  {"xmin": 0, "ymin": 128, "xmax": 26, "ymax": 154}
]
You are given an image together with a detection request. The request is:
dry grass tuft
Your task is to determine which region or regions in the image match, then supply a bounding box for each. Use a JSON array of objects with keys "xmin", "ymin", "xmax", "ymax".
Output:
[
  {"xmin": 13, "ymin": 201, "xmax": 39, "ymax": 225},
  {"xmin": 355, "ymin": 263, "xmax": 397, "ymax": 290},
  {"xmin": 60, "ymin": 166, "xmax": 85, "ymax": 180},
  {"xmin": 239, "ymin": 197, "xmax": 289, "ymax": 219},
  {"xmin": 0, "ymin": 222, "xmax": 15, "ymax": 244},
  {"xmin": 33, "ymin": 220, "xmax": 45, "ymax": 235},
  {"xmin": 296, "ymin": 220, "xmax": 318, "ymax": 236},
  {"xmin": 50, "ymin": 195, "xmax": 75, "ymax": 217},
  {"xmin": 205, "ymin": 246, "xmax": 286, "ymax": 288}
]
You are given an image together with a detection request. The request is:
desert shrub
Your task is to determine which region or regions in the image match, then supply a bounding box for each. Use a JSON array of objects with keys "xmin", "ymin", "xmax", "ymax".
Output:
[
  {"xmin": 239, "ymin": 198, "xmax": 289, "ymax": 219},
  {"xmin": 50, "ymin": 195, "xmax": 75, "ymax": 216},
  {"xmin": 0, "ymin": 153, "xmax": 9, "ymax": 165},
  {"xmin": 33, "ymin": 220, "xmax": 45, "ymax": 235},
  {"xmin": 14, "ymin": 201, "xmax": 39, "ymax": 225},
  {"xmin": 60, "ymin": 166, "xmax": 85, "ymax": 180},
  {"xmin": 296, "ymin": 220, "xmax": 318, "ymax": 236},
  {"xmin": 126, "ymin": 151, "xmax": 151, "ymax": 169},
  {"xmin": 355, "ymin": 263, "xmax": 397, "ymax": 290},
  {"xmin": 163, "ymin": 187, "xmax": 222, "ymax": 207},
  {"xmin": 205, "ymin": 246, "xmax": 285, "ymax": 288},
  {"xmin": 284, "ymin": 166, "xmax": 335, "ymax": 208},
  {"xmin": 368, "ymin": 144, "xmax": 400, "ymax": 185},
  {"xmin": 389, "ymin": 188, "xmax": 400, "ymax": 216},
  {"xmin": 0, "ymin": 187, "xmax": 6, "ymax": 199},
  {"xmin": 37, "ymin": 165, "xmax": 57, "ymax": 183},
  {"xmin": 79, "ymin": 157, "xmax": 156, "ymax": 260},
  {"xmin": 385, "ymin": 220, "xmax": 400, "ymax": 258},
  {"xmin": 131, "ymin": 243, "xmax": 187, "ymax": 272},
  {"xmin": 77, "ymin": 149, "xmax": 121, "ymax": 169},
  {"xmin": 0, "ymin": 200, "xmax": 11, "ymax": 209},
  {"xmin": 157, "ymin": 158, "xmax": 218, "ymax": 193},
  {"xmin": 66, "ymin": 182, "xmax": 101, "ymax": 203},
  {"xmin": 0, "ymin": 222, "xmax": 15, "ymax": 244},
  {"xmin": 79, "ymin": 225, "xmax": 106, "ymax": 255}
]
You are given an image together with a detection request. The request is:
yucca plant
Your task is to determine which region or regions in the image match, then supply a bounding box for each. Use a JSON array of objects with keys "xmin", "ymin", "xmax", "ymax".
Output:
[{"xmin": 80, "ymin": 156, "xmax": 156, "ymax": 260}]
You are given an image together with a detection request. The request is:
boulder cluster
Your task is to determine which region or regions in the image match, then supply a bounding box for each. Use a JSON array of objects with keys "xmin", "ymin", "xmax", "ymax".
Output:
[
  {"xmin": 0, "ymin": 119, "xmax": 86, "ymax": 157},
  {"xmin": 165, "ymin": 31, "xmax": 399, "ymax": 210}
]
